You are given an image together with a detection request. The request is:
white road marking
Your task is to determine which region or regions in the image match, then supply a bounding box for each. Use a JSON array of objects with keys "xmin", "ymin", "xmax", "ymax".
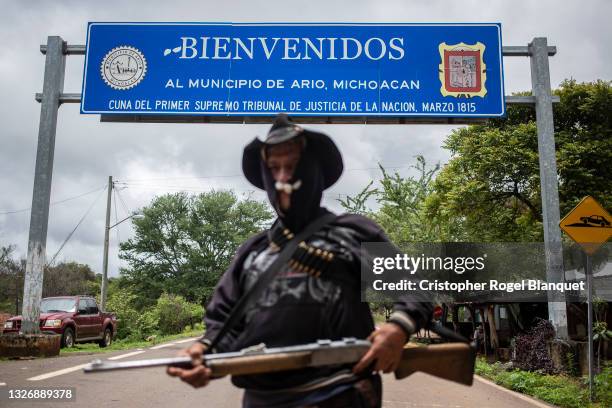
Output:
[
  {"xmin": 26, "ymin": 348, "xmax": 147, "ymax": 381},
  {"xmin": 27, "ymin": 364, "xmax": 89, "ymax": 381},
  {"xmin": 474, "ymin": 375, "xmax": 554, "ymax": 408},
  {"xmin": 174, "ymin": 337, "xmax": 199, "ymax": 344},
  {"xmin": 107, "ymin": 350, "xmax": 146, "ymax": 360},
  {"xmin": 150, "ymin": 343, "xmax": 176, "ymax": 350},
  {"xmin": 0, "ymin": 382, "xmax": 6, "ymax": 386}
]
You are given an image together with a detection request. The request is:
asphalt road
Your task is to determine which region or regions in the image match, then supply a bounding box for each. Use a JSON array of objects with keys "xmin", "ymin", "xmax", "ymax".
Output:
[{"xmin": 0, "ymin": 338, "xmax": 554, "ymax": 408}]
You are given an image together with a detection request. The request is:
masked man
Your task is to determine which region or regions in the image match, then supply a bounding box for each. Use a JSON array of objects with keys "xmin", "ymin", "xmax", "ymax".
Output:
[{"xmin": 168, "ymin": 115, "xmax": 433, "ymax": 407}]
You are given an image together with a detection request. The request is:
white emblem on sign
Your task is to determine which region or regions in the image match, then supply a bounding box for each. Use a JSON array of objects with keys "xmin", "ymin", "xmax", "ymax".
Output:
[{"xmin": 100, "ymin": 46, "xmax": 147, "ymax": 90}]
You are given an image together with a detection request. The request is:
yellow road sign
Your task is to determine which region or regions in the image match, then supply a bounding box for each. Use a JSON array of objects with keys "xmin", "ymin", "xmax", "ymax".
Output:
[{"xmin": 560, "ymin": 196, "xmax": 612, "ymax": 255}]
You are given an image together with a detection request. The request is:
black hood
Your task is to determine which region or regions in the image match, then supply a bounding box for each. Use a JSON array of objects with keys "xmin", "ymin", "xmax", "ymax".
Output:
[
  {"xmin": 259, "ymin": 139, "xmax": 326, "ymax": 232},
  {"xmin": 242, "ymin": 114, "xmax": 343, "ymax": 232}
]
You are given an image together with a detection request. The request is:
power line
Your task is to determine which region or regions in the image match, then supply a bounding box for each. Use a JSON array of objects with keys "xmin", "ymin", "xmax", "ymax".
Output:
[
  {"xmin": 112, "ymin": 184, "xmax": 375, "ymax": 199},
  {"xmin": 116, "ymin": 184, "xmax": 261, "ymax": 194},
  {"xmin": 0, "ymin": 166, "xmax": 410, "ymax": 215},
  {"xmin": 113, "ymin": 188, "xmax": 121, "ymax": 245},
  {"xmin": 116, "ymin": 174, "xmax": 242, "ymax": 182},
  {"xmin": 115, "ymin": 188, "xmax": 131, "ymax": 219},
  {"xmin": 113, "ymin": 165, "xmax": 407, "ymax": 184},
  {"xmin": 47, "ymin": 186, "xmax": 106, "ymax": 267},
  {"xmin": 112, "ymin": 164, "xmax": 411, "ymax": 194},
  {"xmin": 0, "ymin": 185, "xmax": 106, "ymax": 215}
]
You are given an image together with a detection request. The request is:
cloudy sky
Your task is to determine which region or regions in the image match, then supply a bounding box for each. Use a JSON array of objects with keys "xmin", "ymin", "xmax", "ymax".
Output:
[{"xmin": 0, "ymin": 0, "xmax": 610, "ymax": 278}]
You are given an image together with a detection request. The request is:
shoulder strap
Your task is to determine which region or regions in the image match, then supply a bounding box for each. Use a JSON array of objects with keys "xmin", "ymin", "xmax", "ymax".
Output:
[{"xmin": 208, "ymin": 212, "xmax": 337, "ymax": 352}]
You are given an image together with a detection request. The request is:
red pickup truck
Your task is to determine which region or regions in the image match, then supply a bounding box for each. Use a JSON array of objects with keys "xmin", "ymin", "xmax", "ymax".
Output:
[{"xmin": 2, "ymin": 296, "xmax": 117, "ymax": 348}]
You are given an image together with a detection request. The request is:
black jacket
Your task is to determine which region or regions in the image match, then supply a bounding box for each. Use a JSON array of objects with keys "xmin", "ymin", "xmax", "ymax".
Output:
[{"xmin": 202, "ymin": 212, "xmax": 433, "ymax": 391}]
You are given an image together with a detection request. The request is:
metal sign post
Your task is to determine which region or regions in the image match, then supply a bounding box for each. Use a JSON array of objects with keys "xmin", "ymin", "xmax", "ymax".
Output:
[
  {"xmin": 21, "ymin": 36, "xmax": 66, "ymax": 334},
  {"xmin": 530, "ymin": 37, "xmax": 568, "ymax": 339},
  {"xmin": 584, "ymin": 253, "xmax": 594, "ymax": 401},
  {"xmin": 560, "ymin": 195, "xmax": 612, "ymax": 401}
]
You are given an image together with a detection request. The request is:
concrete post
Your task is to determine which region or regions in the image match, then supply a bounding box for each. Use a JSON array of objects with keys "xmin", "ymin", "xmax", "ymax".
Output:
[
  {"xmin": 529, "ymin": 37, "xmax": 568, "ymax": 339},
  {"xmin": 21, "ymin": 37, "xmax": 66, "ymax": 334}
]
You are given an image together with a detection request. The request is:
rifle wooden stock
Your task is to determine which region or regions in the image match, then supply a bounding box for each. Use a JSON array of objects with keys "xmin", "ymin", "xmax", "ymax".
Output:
[
  {"xmin": 394, "ymin": 343, "xmax": 475, "ymax": 386},
  {"xmin": 207, "ymin": 351, "xmax": 313, "ymax": 377}
]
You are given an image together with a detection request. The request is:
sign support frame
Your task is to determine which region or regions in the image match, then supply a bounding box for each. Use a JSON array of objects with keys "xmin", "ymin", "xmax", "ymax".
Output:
[{"xmin": 22, "ymin": 36, "xmax": 568, "ymax": 341}]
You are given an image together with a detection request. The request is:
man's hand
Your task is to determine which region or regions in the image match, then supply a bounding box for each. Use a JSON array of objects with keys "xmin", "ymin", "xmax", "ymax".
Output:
[
  {"xmin": 353, "ymin": 323, "xmax": 408, "ymax": 374},
  {"xmin": 166, "ymin": 342, "xmax": 212, "ymax": 388}
]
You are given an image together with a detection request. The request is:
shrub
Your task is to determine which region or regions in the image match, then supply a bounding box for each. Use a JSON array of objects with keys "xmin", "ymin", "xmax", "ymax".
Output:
[
  {"xmin": 513, "ymin": 318, "xmax": 556, "ymax": 373},
  {"xmin": 133, "ymin": 309, "xmax": 159, "ymax": 340},
  {"xmin": 106, "ymin": 290, "xmax": 204, "ymax": 340},
  {"xmin": 105, "ymin": 287, "xmax": 139, "ymax": 340},
  {"xmin": 155, "ymin": 293, "xmax": 204, "ymax": 335},
  {"xmin": 593, "ymin": 363, "xmax": 612, "ymax": 406}
]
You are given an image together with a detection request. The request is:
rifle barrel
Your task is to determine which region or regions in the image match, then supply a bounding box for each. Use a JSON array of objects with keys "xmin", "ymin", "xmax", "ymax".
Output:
[{"xmin": 84, "ymin": 356, "xmax": 193, "ymax": 373}]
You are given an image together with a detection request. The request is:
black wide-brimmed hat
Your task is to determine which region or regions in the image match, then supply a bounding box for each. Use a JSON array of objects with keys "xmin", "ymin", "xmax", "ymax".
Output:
[{"xmin": 242, "ymin": 114, "xmax": 343, "ymax": 190}]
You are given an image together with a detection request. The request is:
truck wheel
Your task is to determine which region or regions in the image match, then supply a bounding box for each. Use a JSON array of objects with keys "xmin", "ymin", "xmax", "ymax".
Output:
[
  {"xmin": 99, "ymin": 327, "xmax": 112, "ymax": 348},
  {"xmin": 61, "ymin": 328, "xmax": 75, "ymax": 348}
]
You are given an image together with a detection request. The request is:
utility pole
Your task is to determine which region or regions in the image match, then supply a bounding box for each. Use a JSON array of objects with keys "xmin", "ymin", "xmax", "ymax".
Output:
[{"xmin": 100, "ymin": 176, "xmax": 112, "ymax": 311}]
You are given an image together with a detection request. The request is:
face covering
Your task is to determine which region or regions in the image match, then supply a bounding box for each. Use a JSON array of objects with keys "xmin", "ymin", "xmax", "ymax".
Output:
[{"xmin": 260, "ymin": 142, "xmax": 325, "ymax": 232}]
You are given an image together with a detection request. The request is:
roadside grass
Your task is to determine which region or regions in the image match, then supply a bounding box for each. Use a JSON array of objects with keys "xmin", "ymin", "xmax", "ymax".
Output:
[
  {"xmin": 59, "ymin": 328, "xmax": 203, "ymax": 356},
  {"xmin": 476, "ymin": 358, "xmax": 611, "ymax": 408}
]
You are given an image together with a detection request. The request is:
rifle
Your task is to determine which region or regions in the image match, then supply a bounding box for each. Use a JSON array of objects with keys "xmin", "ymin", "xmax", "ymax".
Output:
[{"xmin": 83, "ymin": 338, "xmax": 475, "ymax": 386}]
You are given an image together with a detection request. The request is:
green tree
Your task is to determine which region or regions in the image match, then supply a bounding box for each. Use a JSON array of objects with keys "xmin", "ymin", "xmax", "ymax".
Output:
[
  {"xmin": 375, "ymin": 156, "xmax": 441, "ymax": 243},
  {"xmin": 0, "ymin": 245, "xmax": 24, "ymax": 315},
  {"xmin": 338, "ymin": 157, "xmax": 441, "ymax": 316},
  {"xmin": 339, "ymin": 156, "xmax": 440, "ymax": 243},
  {"xmin": 42, "ymin": 262, "xmax": 97, "ymax": 297},
  {"xmin": 426, "ymin": 79, "xmax": 612, "ymax": 242},
  {"xmin": 120, "ymin": 191, "xmax": 272, "ymax": 307},
  {"xmin": 2, "ymin": 248, "xmax": 100, "ymax": 314},
  {"xmin": 337, "ymin": 181, "xmax": 376, "ymax": 217}
]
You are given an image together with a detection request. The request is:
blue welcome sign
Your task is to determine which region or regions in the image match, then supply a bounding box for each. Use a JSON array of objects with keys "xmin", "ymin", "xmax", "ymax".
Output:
[{"xmin": 81, "ymin": 23, "xmax": 505, "ymax": 117}]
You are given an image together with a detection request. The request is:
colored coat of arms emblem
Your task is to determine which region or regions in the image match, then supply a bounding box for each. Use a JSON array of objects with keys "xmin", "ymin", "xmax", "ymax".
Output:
[{"xmin": 438, "ymin": 42, "xmax": 487, "ymax": 98}]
